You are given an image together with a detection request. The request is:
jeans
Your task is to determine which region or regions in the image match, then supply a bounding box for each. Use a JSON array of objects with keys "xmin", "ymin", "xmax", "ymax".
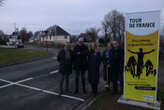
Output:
[
  {"xmin": 112, "ymin": 80, "xmax": 118, "ymax": 93},
  {"xmin": 91, "ymin": 84, "xmax": 98, "ymax": 95},
  {"xmin": 75, "ymin": 70, "xmax": 86, "ymax": 92},
  {"xmin": 104, "ymin": 65, "xmax": 110, "ymax": 85},
  {"xmin": 103, "ymin": 65, "xmax": 107, "ymax": 81},
  {"xmin": 60, "ymin": 74, "xmax": 69, "ymax": 93}
]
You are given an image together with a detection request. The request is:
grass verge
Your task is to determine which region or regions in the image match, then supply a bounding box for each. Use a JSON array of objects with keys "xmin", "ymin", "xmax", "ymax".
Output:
[
  {"xmin": 0, "ymin": 48, "xmax": 51, "ymax": 65},
  {"xmin": 86, "ymin": 89, "xmax": 164, "ymax": 110}
]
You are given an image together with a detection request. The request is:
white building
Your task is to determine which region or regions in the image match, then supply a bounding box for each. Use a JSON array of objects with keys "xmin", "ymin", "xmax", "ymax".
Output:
[
  {"xmin": 41, "ymin": 25, "xmax": 71, "ymax": 44},
  {"xmin": 7, "ymin": 32, "xmax": 24, "ymax": 48},
  {"xmin": 29, "ymin": 31, "xmax": 43, "ymax": 43}
]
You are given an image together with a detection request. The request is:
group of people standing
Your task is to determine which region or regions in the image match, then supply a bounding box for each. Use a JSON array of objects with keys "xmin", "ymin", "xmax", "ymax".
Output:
[{"xmin": 57, "ymin": 38, "xmax": 124, "ymax": 96}]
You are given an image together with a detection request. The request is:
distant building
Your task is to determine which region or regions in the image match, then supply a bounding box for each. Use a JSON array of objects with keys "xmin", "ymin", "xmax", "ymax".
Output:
[
  {"xmin": 7, "ymin": 32, "xmax": 24, "ymax": 48},
  {"xmin": 40, "ymin": 25, "xmax": 71, "ymax": 43},
  {"xmin": 29, "ymin": 31, "xmax": 43, "ymax": 43}
]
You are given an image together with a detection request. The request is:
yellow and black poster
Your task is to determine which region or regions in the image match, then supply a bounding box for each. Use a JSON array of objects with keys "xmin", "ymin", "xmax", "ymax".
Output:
[{"xmin": 124, "ymin": 10, "xmax": 161, "ymax": 103}]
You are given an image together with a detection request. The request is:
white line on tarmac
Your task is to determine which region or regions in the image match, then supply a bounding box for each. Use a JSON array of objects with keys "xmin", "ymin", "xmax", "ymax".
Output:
[
  {"xmin": 16, "ymin": 78, "xmax": 33, "ymax": 83},
  {"xmin": 0, "ymin": 83, "xmax": 13, "ymax": 89},
  {"xmin": 49, "ymin": 70, "xmax": 59, "ymax": 74},
  {"xmin": 61, "ymin": 94, "xmax": 85, "ymax": 102},
  {"xmin": 0, "ymin": 78, "xmax": 85, "ymax": 102},
  {"xmin": 0, "ymin": 78, "xmax": 33, "ymax": 89},
  {"xmin": 52, "ymin": 57, "xmax": 57, "ymax": 60},
  {"xmin": 16, "ymin": 83, "xmax": 85, "ymax": 102}
]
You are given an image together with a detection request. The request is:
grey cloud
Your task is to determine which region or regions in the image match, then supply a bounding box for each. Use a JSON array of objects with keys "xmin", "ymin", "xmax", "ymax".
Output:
[{"xmin": 0, "ymin": 0, "xmax": 163, "ymax": 34}]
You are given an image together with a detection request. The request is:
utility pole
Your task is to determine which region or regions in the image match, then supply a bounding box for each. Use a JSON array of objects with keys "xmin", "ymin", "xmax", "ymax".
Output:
[
  {"xmin": 55, "ymin": 25, "xmax": 57, "ymax": 43},
  {"xmin": 14, "ymin": 23, "xmax": 16, "ymax": 32},
  {"xmin": 44, "ymin": 30, "xmax": 48, "ymax": 52}
]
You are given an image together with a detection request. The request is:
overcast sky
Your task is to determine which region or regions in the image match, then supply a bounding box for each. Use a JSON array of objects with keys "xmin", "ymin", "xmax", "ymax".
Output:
[{"xmin": 0, "ymin": 0, "xmax": 164, "ymax": 35}]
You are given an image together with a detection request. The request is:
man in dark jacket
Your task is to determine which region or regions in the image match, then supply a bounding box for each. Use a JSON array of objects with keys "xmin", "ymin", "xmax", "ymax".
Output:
[
  {"xmin": 57, "ymin": 42, "xmax": 73, "ymax": 95},
  {"xmin": 109, "ymin": 41, "xmax": 124, "ymax": 94},
  {"xmin": 102, "ymin": 43, "xmax": 112, "ymax": 87},
  {"xmin": 73, "ymin": 38, "xmax": 89, "ymax": 94}
]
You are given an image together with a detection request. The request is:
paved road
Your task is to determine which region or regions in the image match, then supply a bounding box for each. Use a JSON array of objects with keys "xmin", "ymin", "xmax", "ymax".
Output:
[
  {"xmin": 24, "ymin": 45, "xmax": 60, "ymax": 55},
  {"xmin": 1, "ymin": 46, "xmax": 163, "ymax": 110},
  {"xmin": 0, "ymin": 55, "xmax": 105, "ymax": 110}
]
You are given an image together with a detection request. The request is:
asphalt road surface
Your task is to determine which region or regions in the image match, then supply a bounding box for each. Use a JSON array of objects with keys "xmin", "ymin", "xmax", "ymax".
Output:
[
  {"xmin": 1, "ymin": 46, "xmax": 163, "ymax": 110},
  {"xmin": 0, "ymin": 56, "xmax": 105, "ymax": 110}
]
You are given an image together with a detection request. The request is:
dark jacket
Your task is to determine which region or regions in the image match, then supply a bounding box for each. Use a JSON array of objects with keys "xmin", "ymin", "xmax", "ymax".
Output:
[
  {"xmin": 109, "ymin": 47, "xmax": 124, "ymax": 81},
  {"xmin": 73, "ymin": 44, "xmax": 89, "ymax": 71},
  {"xmin": 57, "ymin": 49, "xmax": 73, "ymax": 75},
  {"xmin": 88, "ymin": 49, "xmax": 101, "ymax": 84}
]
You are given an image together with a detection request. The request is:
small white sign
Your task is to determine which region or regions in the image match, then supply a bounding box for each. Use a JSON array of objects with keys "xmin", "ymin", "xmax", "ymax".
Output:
[{"xmin": 143, "ymin": 95, "xmax": 154, "ymax": 101}]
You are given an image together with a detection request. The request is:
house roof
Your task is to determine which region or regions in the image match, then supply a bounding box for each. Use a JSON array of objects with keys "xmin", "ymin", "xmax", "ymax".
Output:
[{"xmin": 46, "ymin": 25, "xmax": 70, "ymax": 36}]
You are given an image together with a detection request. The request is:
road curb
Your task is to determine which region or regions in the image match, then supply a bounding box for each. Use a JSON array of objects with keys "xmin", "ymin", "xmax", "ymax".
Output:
[
  {"xmin": 0, "ymin": 53, "xmax": 55, "ymax": 68},
  {"xmin": 79, "ymin": 97, "xmax": 97, "ymax": 110},
  {"xmin": 74, "ymin": 84, "xmax": 106, "ymax": 110}
]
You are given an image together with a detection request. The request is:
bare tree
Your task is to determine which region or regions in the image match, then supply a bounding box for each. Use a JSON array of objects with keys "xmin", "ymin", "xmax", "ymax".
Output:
[
  {"xmin": 102, "ymin": 20, "xmax": 112, "ymax": 44},
  {"xmin": 102, "ymin": 10, "xmax": 125, "ymax": 43},
  {"xmin": 0, "ymin": 30, "xmax": 4, "ymax": 39},
  {"xmin": 0, "ymin": 0, "xmax": 4, "ymax": 6},
  {"xmin": 85, "ymin": 27, "xmax": 100, "ymax": 42},
  {"xmin": 19, "ymin": 27, "xmax": 33, "ymax": 43}
]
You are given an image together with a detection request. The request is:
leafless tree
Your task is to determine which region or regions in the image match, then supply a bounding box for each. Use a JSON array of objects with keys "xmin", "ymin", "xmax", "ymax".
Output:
[
  {"xmin": 0, "ymin": 30, "xmax": 4, "ymax": 39},
  {"xmin": 102, "ymin": 10, "xmax": 125, "ymax": 43},
  {"xmin": 85, "ymin": 27, "xmax": 100, "ymax": 42},
  {"xmin": 0, "ymin": 0, "xmax": 4, "ymax": 6}
]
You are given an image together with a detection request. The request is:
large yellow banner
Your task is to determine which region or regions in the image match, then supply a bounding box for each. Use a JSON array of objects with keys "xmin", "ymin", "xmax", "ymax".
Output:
[{"xmin": 124, "ymin": 11, "xmax": 161, "ymax": 103}]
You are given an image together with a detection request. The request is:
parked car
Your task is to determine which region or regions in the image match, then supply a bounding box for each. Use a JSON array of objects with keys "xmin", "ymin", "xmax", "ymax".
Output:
[
  {"xmin": 16, "ymin": 40, "xmax": 24, "ymax": 48},
  {"xmin": 7, "ymin": 39, "xmax": 24, "ymax": 48}
]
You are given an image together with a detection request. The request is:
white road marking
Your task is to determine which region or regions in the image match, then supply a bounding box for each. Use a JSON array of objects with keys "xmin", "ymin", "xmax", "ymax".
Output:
[
  {"xmin": 16, "ymin": 78, "xmax": 33, "ymax": 83},
  {"xmin": 49, "ymin": 70, "xmax": 59, "ymax": 74},
  {"xmin": 0, "ymin": 83, "xmax": 13, "ymax": 89},
  {"xmin": 16, "ymin": 83, "xmax": 42, "ymax": 91},
  {"xmin": 61, "ymin": 94, "xmax": 85, "ymax": 102},
  {"xmin": 0, "ymin": 78, "xmax": 85, "ymax": 102},
  {"xmin": 16, "ymin": 83, "xmax": 85, "ymax": 102},
  {"xmin": 42, "ymin": 90, "xmax": 59, "ymax": 95},
  {"xmin": 52, "ymin": 57, "xmax": 57, "ymax": 60},
  {"xmin": 0, "ymin": 78, "xmax": 33, "ymax": 89}
]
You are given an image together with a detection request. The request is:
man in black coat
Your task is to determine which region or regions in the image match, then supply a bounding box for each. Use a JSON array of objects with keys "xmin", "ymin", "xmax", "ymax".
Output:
[
  {"xmin": 73, "ymin": 38, "xmax": 89, "ymax": 94},
  {"xmin": 109, "ymin": 41, "xmax": 124, "ymax": 94},
  {"xmin": 57, "ymin": 42, "xmax": 73, "ymax": 95}
]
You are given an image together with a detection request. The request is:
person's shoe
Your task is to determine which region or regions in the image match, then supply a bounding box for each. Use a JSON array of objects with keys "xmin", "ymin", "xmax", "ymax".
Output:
[
  {"xmin": 105, "ymin": 84, "xmax": 109, "ymax": 88},
  {"xmin": 65, "ymin": 88, "xmax": 69, "ymax": 92},
  {"xmin": 59, "ymin": 91, "xmax": 63, "ymax": 96},
  {"xmin": 83, "ymin": 90, "xmax": 87, "ymax": 94},
  {"xmin": 74, "ymin": 90, "xmax": 79, "ymax": 94},
  {"xmin": 93, "ymin": 93, "xmax": 98, "ymax": 97},
  {"xmin": 112, "ymin": 91, "xmax": 118, "ymax": 95}
]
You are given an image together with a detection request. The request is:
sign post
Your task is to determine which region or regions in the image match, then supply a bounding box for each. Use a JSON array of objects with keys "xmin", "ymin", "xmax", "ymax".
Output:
[{"xmin": 118, "ymin": 10, "xmax": 161, "ymax": 110}]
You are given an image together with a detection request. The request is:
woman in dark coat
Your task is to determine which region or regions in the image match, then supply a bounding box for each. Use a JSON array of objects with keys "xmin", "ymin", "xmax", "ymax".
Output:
[
  {"xmin": 57, "ymin": 42, "xmax": 73, "ymax": 95},
  {"xmin": 88, "ymin": 42, "xmax": 101, "ymax": 96}
]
